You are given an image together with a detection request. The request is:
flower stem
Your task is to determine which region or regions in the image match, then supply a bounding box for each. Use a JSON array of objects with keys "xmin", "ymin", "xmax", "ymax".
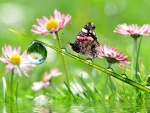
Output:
[
  {"xmin": 51, "ymin": 82, "xmax": 64, "ymax": 95},
  {"xmin": 103, "ymin": 63, "xmax": 117, "ymax": 98},
  {"xmin": 103, "ymin": 63, "xmax": 111, "ymax": 98},
  {"xmin": 131, "ymin": 38, "xmax": 137, "ymax": 81},
  {"xmin": 10, "ymin": 69, "xmax": 14, "ymax": 101},
  {"xmin": 130, "ymin": 38, "xmax": 137, "ymax": 100},
  {"xmin": 55, "ymin": 32, "xmax": 70, "ymax": 89},
  {"xmin": 103, "ymin": 74, "xmax": 109, "ymax": 99},
  {"xmin": 135, "ymin": 36, "xmax": 142, "ymax": 82}
]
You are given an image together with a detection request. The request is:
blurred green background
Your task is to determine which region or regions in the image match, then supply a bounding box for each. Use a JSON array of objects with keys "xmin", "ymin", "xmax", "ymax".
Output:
[{"xmin": 0, "ymin": 0, "xmax": 150, "ymax": 97}]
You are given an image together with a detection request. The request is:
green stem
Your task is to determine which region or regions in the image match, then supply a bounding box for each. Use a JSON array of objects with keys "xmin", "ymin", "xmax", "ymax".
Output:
[
  {"xmin": 135, "ymin": 36, "xmax": 142, "ymax": 82},
  {"xmin": 51, "ymin": 82, "xmax": 64, "ymax": 95},
  {"xmin": 15, "ymin": 82, "xmax": 18, "ymax": 102},
  {"xmin": 55, "ymin": 32, "xmax": 71, "ymax": 100},
  {"xmin": 130, "ymin": 38, "xmax": 137, "ymax": 100},
  {"xmin": 131, "ymin": 38, "xmax": 137, "ymax": 81},
  {"xmin": 103, "ymin": 63, "xmax": 111, "ymax": 98},
  {"xmin": 10, "ymin": 69, "xmax": 14, "ymax": 100},
  {"xmin": 64, "ymin": 82, "xmax": 77, "ymax": 102},
  {"xmin": 10, "ymin": 30, "xmax": 150, "ymax": 94},
  {"xmin": 55, "ymin": 32, "xmax": 70, "ymax": 87},
  {"xmin": 103, "ymin": 74, "xmax": 109, "ymax": 99}
]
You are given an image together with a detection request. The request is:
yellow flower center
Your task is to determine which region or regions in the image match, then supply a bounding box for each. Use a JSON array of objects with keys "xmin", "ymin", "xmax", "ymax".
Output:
[
  {"xmin": 46, "ymin": 19, "xmax": 58, "ymax": 31},
  {"xmin": 10, "ymin": 54, "xmax": 21, "ymax": 65},
  {"xmin": 131, "ymin": 27, "xmax": 134, "ymax": 31},
  {"xmin": 33, "ymin": 55, "xmax": 39, "ymax": 60}
]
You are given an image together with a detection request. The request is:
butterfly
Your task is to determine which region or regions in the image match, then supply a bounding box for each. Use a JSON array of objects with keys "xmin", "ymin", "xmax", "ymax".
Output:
[{"xmin": 69, "ymin": 22, "xmax": 100, "ymax": 58}]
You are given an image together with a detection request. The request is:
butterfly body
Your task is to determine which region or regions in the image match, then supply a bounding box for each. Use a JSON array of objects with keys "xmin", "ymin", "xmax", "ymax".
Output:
[{"xmin": 69, "ymin": 22, "xmax": 100, "ymax": 58}]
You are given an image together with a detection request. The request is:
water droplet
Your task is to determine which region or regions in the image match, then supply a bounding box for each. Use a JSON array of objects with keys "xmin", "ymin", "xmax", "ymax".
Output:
[
  {"xmin": 146, "ymin": 75, "xmax": 150, "ymax": 85},
  {"xmin": 61, "ymin": 48, "xmax": 67, "ymax": 56},
  {"xmin": 86, "ymin": 58, "xmax": 93, "ymax": 65},
  {"xmin": 27, "ymin": 41, "xmax": 47, "ymax": 65},
  {"xmin": 120, "ymin": 74, "xmax": 128, "ymax": 78},
  {"xmin": 107, "ymin": 67, "xmax": 114, "ymax": 72},
  {"xmin": 145, "ymin": 86, "xmax": 150, "ymax": 89}
]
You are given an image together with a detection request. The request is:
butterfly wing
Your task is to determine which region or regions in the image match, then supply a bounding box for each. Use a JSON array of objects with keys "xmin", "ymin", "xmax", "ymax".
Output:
[{"xmin": 69, "ymin": 22, "xmax": 100, "ymax": 58}]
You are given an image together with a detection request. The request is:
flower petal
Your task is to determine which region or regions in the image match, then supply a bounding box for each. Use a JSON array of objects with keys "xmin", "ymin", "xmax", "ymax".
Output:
[{"xmin": 31, "ymin": 9, "xmax": 71, "ymax": 37}]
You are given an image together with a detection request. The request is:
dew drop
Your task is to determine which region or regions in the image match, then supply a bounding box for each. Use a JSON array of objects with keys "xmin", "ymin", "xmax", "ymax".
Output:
[
  {"xmin": 61, "ymin": 48, "xmax": 67, "ymax": 56},
  {"xmin": 145, "ymin": 86, "xmax": 150, "ymax": 89},
  {"xmin": 120, "ymin": 74, "xmax": 128, "ymax": 78},
  {"xmin": 107, "ymin": 67, "xmax": 114, "ymax": 72},
  {"xmin": 86, "ymin": 58, "xmax": 93, "ymax": 65},
  {"xmin": 27, "ymin": 41, "xmax": 47, "ymax": 65},
  {"xmin": 146, "ymin": 75, "xmax": 150, "ymax": 85}
]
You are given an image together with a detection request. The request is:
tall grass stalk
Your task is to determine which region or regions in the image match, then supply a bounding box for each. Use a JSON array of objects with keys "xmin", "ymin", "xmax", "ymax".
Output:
[
  {"xmin": 64, "ymin": 82, "xmax": 76, "ymax": 102},
  {"xmin": 9, "ymin": 29, "xmax": 150, "ymax": 94},
  {"xmin": 80, "ymin": 76, "xmax": 97, "ymax": 101}
]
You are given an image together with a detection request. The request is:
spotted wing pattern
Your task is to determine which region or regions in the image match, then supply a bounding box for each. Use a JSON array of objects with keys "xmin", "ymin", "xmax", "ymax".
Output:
[{"xmin": 69, "ymin": 22, "xmax": 100, "ymax": 58}]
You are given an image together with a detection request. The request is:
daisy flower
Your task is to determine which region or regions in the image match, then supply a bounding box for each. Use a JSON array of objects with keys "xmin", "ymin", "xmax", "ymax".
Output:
[
  {"xmin": 49, "ymin": 68, "xmax": 63, "ymax": 77},
  {"xmin": 31, "ymin": 9, "xmax": 72, "ymax": 38},
  {"xmin": 0, "ymin": 45, "xmax": 34, "ymax": 77},
  {"xmin": 27, "ymin": 52, "xmax": 45, "ymax": 65},
  {"xmin": 31, "ymin": 80, "xmax": 50, "ymax": 92},
  {"xmin": 98, "ymin": 44, "xmax": 129, "ymax": 67},
  {"xmin": 114, "ymin": 23, "xmax": 150, "ymax": 38},
  {"xmin": 32, "ymin": 68, "xmax": 62, "ymax": 91}
]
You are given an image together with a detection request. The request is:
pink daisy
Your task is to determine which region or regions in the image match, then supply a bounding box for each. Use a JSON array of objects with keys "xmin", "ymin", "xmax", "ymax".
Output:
[
  {"xmin": 114, "ymin": 23, "xmax": 150, "ymax": 38},
  {"xmin": 32, "ymin": 68, "xmax": 62, "ymax": 91},
  {"xmin": 31, "ymin": 9, "xmax": 72, "ymax": 38},
  {"xmin": 0, "ymin": 45, "xmax": 34, "ymax": 77},
  {"xmin": 98, "ymin": 44, "xmax": 129, "ymax": 66}
]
